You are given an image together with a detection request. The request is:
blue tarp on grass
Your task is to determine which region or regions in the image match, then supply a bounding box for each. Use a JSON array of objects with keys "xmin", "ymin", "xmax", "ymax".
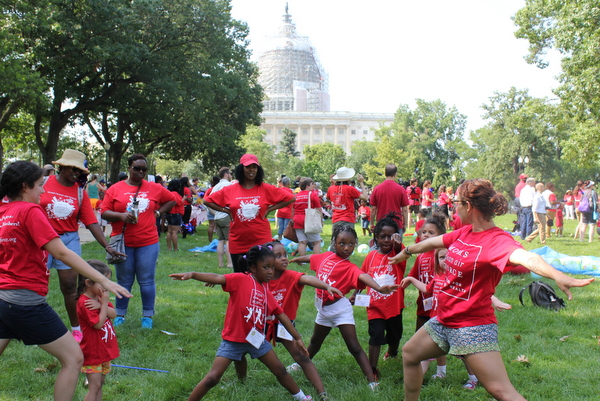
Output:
[
  {"xmin": 188, "ymin": 239, "xmax": 219, "ymax": 253},
  {"xmin": 529, "ymin": 246, "xmax": 600, "ymax": 277}
]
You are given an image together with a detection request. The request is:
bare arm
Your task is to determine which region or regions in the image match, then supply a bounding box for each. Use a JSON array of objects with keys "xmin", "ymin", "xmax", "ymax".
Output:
[
  {"xmin": 298, "ymin": 275, "xmax": 343, "ymax": 298},
  {"xmin": 289, "ymin": 255, "xmax": 312, "ymax": 265},
  {"xmin": 169, "ymin": 272, "xmax": 227, "ymax": 285},
  {"xmin": 275, "ymin": 312, "xmax": 309, "ymax": 356},
  {"xmin": 43, "ymin": 238, "xmax": 132, "ymax": 299},
  {"xmin": 204, "ymin": 201, "xmax": 232, "ymax": 219},
  {"xmin": 400, "ymin": 276, "xmax": 427, "ymax": 293},
  {"xmin": 263, "ymin": 196, "xmax": 296, "ymax": 219},
  {"xmin": 356, "ymin": 174, "xmax": 368, "ymax": 201},
  {"xmin": 358, "ymin": 273, "xmax": 400, "ymax": 294},
  {"xmin": 388, "ymin": 235, "xmax": 446, "ymax": 264},
  {"xmin": 158, "ymin": 200, "xmax": 176, "ymax": 215},
  {"xmin": 402, "ymin": 205, "xmax": 410, "ymax": 231},
  {"xmin": 86, "ymin": 223, "xmax": 125, "ymax": 258},
  {"xmin": 509, "ymin": 249, "xmax": 594, "ymax": 300}
]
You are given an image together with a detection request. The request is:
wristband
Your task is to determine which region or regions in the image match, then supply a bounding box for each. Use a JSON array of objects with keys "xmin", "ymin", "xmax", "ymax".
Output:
[{"xmin": 405, "ymin": 246, "xmax": 413, "ymax": 257}]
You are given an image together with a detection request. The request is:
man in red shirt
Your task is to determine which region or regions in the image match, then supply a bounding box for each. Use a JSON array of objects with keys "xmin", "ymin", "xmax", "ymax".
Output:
[{"xmin": 369, "ymin": 164, "xmax": 410, "ymax": 240}]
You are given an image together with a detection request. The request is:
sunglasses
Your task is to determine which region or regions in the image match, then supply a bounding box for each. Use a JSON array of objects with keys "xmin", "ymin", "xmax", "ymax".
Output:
[
  {"xmin": 131, "ymin": 166, "xmax": 148, "ymax": 173},
  {"xmin": 72, "ymin": 167, "xmax": 84, "ymax": 174}
]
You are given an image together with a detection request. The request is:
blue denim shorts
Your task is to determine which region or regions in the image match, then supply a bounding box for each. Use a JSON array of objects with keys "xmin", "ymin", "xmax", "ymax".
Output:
[
  {"xmin": 424, "ymin": 317, "xmax": 499, "ymax": 356},
  {"xmin": 0, "ymin": 300, "xmax": 68, "ymax": 345},
  {"xmin": 47, "ymin": 231, "xmax": 81, "ymax": 270},
  {"xmin": 166, "ymin": 213, "xmax": 182, "ymax": 226},
  {"xmin": 216, "ymin": 339, "xmax": 272, "ymax": 361}
]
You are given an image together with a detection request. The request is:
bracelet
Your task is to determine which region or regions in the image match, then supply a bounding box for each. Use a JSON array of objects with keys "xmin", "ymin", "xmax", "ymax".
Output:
[{"xmin": 405, "ymin": 246, "xmax": 413, "ymax": 257}]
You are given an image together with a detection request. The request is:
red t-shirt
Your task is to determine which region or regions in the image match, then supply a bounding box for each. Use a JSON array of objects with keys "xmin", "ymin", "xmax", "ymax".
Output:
[
  {"xmin": 358, "ymin": 205, "xmax": 371, "ymax": 220},
  {"xmin": 407, "ymin": 186, "xmax": 421, "ymax": 206},
  {"xmin": 565, "ymin": 195, "xmax": 574, "ymax": 206},
  {"xmin": 40, "ymin": 175, "xmax": 97, "ymax": 234},
  {"xmin": 292, "ymin": 190, "xmax": 321, "ymax": 229},
  {"xmin": 205, "ymin": 183, "xmax": 293, "ymax": 254},
  {"xmin": 424, "ymin": 273, "xmax": 449, "ymax": 318},
  {"xmin": 451, "ymin": 213, "xmax": 464, "ymax": 230},
  {"xmin": 183, "ymin": 187, "xmax": 192, "ymax": 206},
  {"xmin": 268, "ymin": 269, "xmax": 305, "ymax": 320},
  {"xmin": 0, "ymin": 202, "xmax": 58, "ymax": 296},
  {"xmin": 169, "ymin": 191, "xmax": 184, "ymax": 215},
  {"xmin": 77, "ymin": 295, "xmax": 120, "ymax": 365},
  {"xmin": 407, "ymin": 250, "xmax": 436, "ymax": 317},
  {"xmin": 277, "ymin": 187, "xmax": 294, "ymax": 219},
  {"xmin": 326, "ymin": 185, "xmax": 361, "ymax": 223},
  {"xmin": 514, "ymin": 181, "xmax": 526, "ymax": 198},
  {"xmin": 438, "ymin": 225, "xmax": 523, "ymax": 328},
  {"xmin": 102, "ymin": 180, "xmax": 175, "ymax": 247},
  {"xmin": 361, "ymin": 248, "xmax": 406, "ymax": 320},
  {"xmin": 310, "ymin": 252, "xmax": 365, "ymax": 303},
  {"xmin": 438, "ymin": 192, "xmax": 450, "ymax": 206},
  {"xmin": 370, "ymin": 180, "xmax": 409, "ymax": 228},
  {"xmin": 414, "ymin": 219, "xmax": 425, "ymax": 243},
  {"xmin": 422, "ymin": 188, "xmax": 434, "ymax": 207},
  {"xmin": 221, "ymin": 273, "xmax": 284, "ymax": 343}
]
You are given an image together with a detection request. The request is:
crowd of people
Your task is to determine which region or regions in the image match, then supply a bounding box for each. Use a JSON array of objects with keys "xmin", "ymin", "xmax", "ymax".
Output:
[{"xmin": 0, "ymin": 150, "xmax": 596, "ymax": 401}]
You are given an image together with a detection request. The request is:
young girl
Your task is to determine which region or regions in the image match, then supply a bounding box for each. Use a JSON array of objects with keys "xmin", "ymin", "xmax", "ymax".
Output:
[
  {"xmin": 555, "ymin": 202, "xmax": 564, "ymax": 237},
  {"xmin": 358, "ymin": 200, "xmax": 371, "ymax": 236},
  {"xmin": 290, "ymin": 225, "xmax": 399, "ymax": 390},
  {"xmin": 414, "ymin": 209, "xmax": 428, "ymax": 243},
  {"xmin": 170, "ymin": 245, "xmax": 314, "ymax": 401},
  {"xmin": 77, "ymin": 260, "xmax": 120, "ymax": 401},
  {"xmin": 352, "ymin": 212, "xmax": 406, "ymax": 382},
  {"xmin": 405, "ymin": 213, "xmax": 447, "ymax": 378},
  {"xmin": 166, "ymin": 179, "xmax": 184, "ymax": 251},
  {"xmin": 266, "ymin": 241, "xmax": 343, "ymax": 401},
  {"xmin": 402, "ymin": 249, "xmax": 511, "ymax": 390}
]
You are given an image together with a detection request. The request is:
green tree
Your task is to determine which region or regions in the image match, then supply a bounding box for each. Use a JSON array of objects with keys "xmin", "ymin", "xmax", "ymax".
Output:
[
  {"xmin": 514, "ymin": 1, "xmax": 600, "ymax": 164},
  {"xmin": 302, "ymin": 143, "xmax": 346, "ymax": 190},
  {"xmin": 347, "ymin": 140, "xmax": 377, "ymax": 181},
  {"xmin": 279, "ymin": 127, "xmax": 300, "ymax": 157}
]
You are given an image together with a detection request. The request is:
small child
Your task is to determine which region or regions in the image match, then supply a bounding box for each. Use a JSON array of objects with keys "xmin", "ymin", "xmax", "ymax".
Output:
[
  {"xmin": 358, "ymin": 200, "xmax": 371, "ymax": 236},
  {"xmin": 290, "ymin": 225, "xmax": 399, "ymax": 391},
  {"xmin": 166, "ymin": 179, "xmax": 184, "ymax": 251},
  {"xmin": 414, "ymin": 209, "xmax": 428, "ymax": 243},
  {"xmin": 76, "ymin": 260, "xmax": 119, "ymax": 401},
  {"xmin": 266, "ymin": 241, "xmax": 342, "ymax": 401},
  {"xmin": 170, "ymin": 245, "xmax": 313, "ymax": 401},
  {"xmin": 402, "ymin": 213, "xmax": 447, "ymax": 378},
  {"xmin": 352, "ymin": 212, "xmax": 406, "ymax": 381},
  {"xmin": 555, "ymin": 203, "xmax": 564, "ymax": 237}
]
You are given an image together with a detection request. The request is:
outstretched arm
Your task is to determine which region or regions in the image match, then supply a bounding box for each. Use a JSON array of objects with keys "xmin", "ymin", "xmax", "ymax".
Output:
[
  {"xmin": 289, "ymin": 255, "xmax": 312, "ymax": 265},
  {"xmin": 298, "ymin": 275, "xmax": 343, "ymax": 298},
  {"xmin": 358, "ymin": 273, "xmax": 400, "ymax": 294},
  {"xmin": 400, "ymin": 276, "xmax": 427, "ymax": 293},
  {"xmin": 169, "ymin": 272, "xmax": 227, "ymax": 285},
  {"xmin": 276, "ymin": 312, "xmax": 309, "ymax": 357},
  {"xmin": 388, "ymin": 235, "xmax": 445, "ymax": 265},
  {"xmin": 509, "ymin": 249, "xmax": 594, "ymax": 300}
]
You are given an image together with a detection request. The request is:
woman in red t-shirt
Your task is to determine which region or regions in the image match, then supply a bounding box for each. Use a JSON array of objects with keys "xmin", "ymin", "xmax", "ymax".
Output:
[
  {"xmin": 102, "ymin": 154, "xmax": 176, "ymax": 329},
  {"xmin": 421, "ymin": 180, "xmax": 434, "ymax": 215},
  {"xmin": 204, "ymin": 154, "xmax": 295, "ymax": 272},
  {"xmin": 0, "ymin": 161, "xmax": 130, "ymax": 400},
  {"xmin": 293, "ymin": 178, "xmax": 324, "ymax": 256},
  {"xmin": 325, "ymin": 167, "xmax": 367, "ymax": 235},
  {"xmin": 390, "ymin": 179, "xmax": 593, "ymax": 401}
]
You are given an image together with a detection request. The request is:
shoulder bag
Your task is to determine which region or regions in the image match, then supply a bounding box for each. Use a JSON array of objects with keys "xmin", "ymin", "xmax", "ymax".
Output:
[
  {"xmin": 106, "ymin": 183, "xmax": 142, "ymax": 264},
  {"xmin": 305, "ymin": 190, "xmax": 323, "ymax": 234}
]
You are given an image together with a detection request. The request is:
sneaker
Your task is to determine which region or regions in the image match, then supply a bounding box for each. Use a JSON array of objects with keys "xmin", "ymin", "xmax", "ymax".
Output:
[
  {"xmin": 463, "ymin": 379, "xmax": 478, "ymax": 390},
  {"xmin": 114, "ymin": 317, "xmax": 125, "ymax": 327},
  {"xmin": 300, "ymin": 396, "xmax": 313, "ymax": 401},
  {"xmin": 72, "ymin": 330, "xmax": 83, "ymax": 343},
  {"xmin": 372, "ymin": 367, "xmax": 380, "ymax": 382},
  {"xmin": 141, "ymin": 317, "xmax": 153, "ymax": 329},
  {"xmin": 368, "ymin": 382, "xmax": 379, "ymax": 391},
  {"xmin": 318, "ymin": 392, "xmax": 329, "ymax": 401},
  {"xmin": 286, "ymin": 362, "xmax": 301, "ymax": 373},
  {"xmin": 431, "ymin": 373, "xmax": 446, "ymax": 379},
  {"xmin": 383, "ymin": 352, "xmax": 397, "ymax": 361}
]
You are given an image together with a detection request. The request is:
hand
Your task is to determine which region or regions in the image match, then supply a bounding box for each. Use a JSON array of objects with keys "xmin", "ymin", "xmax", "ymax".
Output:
[
  {"xmin": 357, "ymin": 174, "xmax": 365, "ymax": 184},
  {"xmin": 391, "ymin": 233, "xmax": 402, "ymax": 243},
  {"xmin": 294, "ymin": 338, "xmax": 309, "ymax": 357},
  {"xmin": 169, "ymin": 272, "xmax": 194, "ymax": 281},
  {"xmin": 400, "ymin": 277, "xmax": 412, "ymax": 289},
  {"xmin": 377, "ymin": 284, "xmax": 401, "ymax": 294},
  {"xmin": 102, "ymin": 280, "xmax": 132, "ymax": 299},
  {"xmin": 492, "ymin": 299, "xmax": 512, "ymax": 311},
  {"xmin": 106, "ymin": 246, "xmax": 126, "ymax": 258},
  {"xmin": 348, "ymin": 294, "xmax": 356, "ymax": 305},
  {"xmin": 204, "ymin": 283, "xmax": 216, "ymax": 288},
  {"xmin": 389, "ymin": 251, "xmax": 409, "ymax": 265},
  {"xmin": 120, "ymin": 212, "xmax": 137, "ymax": 224},
  {"xmin": 100, "ymin": 289, "xmax": 110, "ymax": 304},
  {"xmin": 326, "ymin": 286, "xmax": 343, "ymax": 298},
  {"xmin": 555, "ymin": 276, "xmax": 594, "ymax": 301},
  {"xmin": 289, "ymin": 257, "xmax": 303, "ymax": 265},
  {"xmin": 85, "ymin": 297, "xmax": 101, "ymax": 310}
]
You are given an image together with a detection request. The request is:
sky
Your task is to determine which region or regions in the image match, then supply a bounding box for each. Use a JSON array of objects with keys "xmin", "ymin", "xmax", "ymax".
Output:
[{"xmin": 230, "ymin": 0, "xmax": 561, "ymax": 133}]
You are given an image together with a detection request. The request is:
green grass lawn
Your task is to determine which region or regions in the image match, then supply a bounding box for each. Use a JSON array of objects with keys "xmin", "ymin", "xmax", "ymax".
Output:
[{"xmin": 0, "ymin": 214, "xmax": 599, "ymax": 400}]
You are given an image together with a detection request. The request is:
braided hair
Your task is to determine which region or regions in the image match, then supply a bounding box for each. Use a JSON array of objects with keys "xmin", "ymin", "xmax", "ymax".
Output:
[
  {"xmin": 330, "ymin": 224, "xmax": 358, "ymax": 250},
  {"xmin": 372, "ymin": 211, "xmax": 401, "ymax": 249},
  {"xmin": 238, "ymin": 245, "xmax": 275, "ymax": 273}
]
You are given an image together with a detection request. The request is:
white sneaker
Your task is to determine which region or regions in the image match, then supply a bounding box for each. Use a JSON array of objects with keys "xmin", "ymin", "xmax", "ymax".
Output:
[
  {"xmin": 368, "ymin": 382, "xmax": 379, "ymax": 391},
  {"xmin": 287, "ymin": 362, "xmax": 301, "ymax": 373}
]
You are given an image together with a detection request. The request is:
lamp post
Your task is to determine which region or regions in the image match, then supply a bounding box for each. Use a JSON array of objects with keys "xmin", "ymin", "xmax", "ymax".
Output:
[{"xmin": 103, "ymin": 143, "xmax": 110, "ymax": 182}]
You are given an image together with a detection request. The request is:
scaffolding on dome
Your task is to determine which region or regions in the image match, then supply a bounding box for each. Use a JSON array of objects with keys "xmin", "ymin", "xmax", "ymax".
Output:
[{"xmin": 257, "ymin": 5, "xmax": 330, "ymax": 112}]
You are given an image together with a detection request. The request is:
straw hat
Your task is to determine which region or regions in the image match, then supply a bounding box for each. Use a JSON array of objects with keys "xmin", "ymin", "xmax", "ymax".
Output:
[
  {"xmin": 53, "ymin": 149, "xmax": 89, "ymax": 172},
  {"xmin": 332, "ymin": 167, "xmax": 355, "ymax": 181}
]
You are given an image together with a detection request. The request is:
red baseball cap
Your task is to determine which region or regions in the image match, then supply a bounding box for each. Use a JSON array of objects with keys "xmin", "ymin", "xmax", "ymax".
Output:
[
  {"xmin": 519, "ymin": 174, "xmax": 528, "ymax": 180},
  {"xmin": 240, "ymin": 154, "xmax": 260, "ymax": 166}
]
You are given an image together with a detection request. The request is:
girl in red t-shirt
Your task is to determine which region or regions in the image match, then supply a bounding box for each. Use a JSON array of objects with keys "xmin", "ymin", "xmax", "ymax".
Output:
[
  {"xmin": 170, "ymin": 246, "xmax": 313, "ymax": 401},
  {"xmin": 76, "ymin": 260, "xmax": 120, "ymax": 401},
  {"xmin": 265, "ymin": 241, "xmax": 342, "ymax": 400},
  {"xmin": 290, "ymin": 225, "xmax": 399, "ymax": 391},
  {"xmin": 353, "ymin": 212, "xmax": 406, "ymax": 382}
]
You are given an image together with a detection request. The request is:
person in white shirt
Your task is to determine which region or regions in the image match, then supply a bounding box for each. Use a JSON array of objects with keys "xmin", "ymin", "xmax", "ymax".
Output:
[
  {"xmin": 211, "ymin": 167, "xmax": 234, "ymax": 268},
  {"xmin": 519, "ymin": 177, "xmax": 536, "ymax": 240},
  {"xmin": 525, "ymin": 183, "xmax": 547, "ymax": 244}
]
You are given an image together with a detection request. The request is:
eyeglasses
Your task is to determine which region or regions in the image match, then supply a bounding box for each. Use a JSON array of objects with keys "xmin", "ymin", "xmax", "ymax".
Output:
[
  {"xmin": 131, "ymin": 166, "xmax": 148, "ymax": 173},
  {"xmin": 452, "ymin": 200, "xmax": 467, "ymax": 205},
  {"xmin": 72, "ymin": 167, "xmax": 84, "ymax": 174}
]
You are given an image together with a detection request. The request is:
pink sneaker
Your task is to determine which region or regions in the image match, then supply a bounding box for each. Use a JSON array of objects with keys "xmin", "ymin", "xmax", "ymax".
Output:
[
  {"xmin": 72, "ymin": 330, "xmax": 83, "ymax": 343},
  {"xmin": 463, "ymin": 379, "xmax": 478, "ymax": 390}
]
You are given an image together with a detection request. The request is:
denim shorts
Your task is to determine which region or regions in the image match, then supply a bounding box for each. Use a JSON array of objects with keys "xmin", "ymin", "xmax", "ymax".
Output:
[
  {"xmin": 166, "ymin": 213, "xmax": 182, "ymax": 226},
  {"xmin": 0, "ymin": 300, "xmax": 68, "ymax": 345},
  {"xmin": 424, "ymin": 317, "xmax": 500, "ymax": 356},
  {"xmin": 216, "ymin": 339, "xmax": 272, "ymax": 361},
  {"xmin": 47, "ymin": 231, "xmax": 81, "ymax": 270}
]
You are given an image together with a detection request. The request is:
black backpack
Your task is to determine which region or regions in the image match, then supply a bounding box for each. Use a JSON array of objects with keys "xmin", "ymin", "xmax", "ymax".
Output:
[{"xmin": 519, "ymin": 281, "xmax": 565, "ymax": 310}]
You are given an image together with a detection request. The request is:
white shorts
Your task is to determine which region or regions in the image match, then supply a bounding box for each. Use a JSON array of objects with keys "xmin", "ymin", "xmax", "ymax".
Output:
[{"xmin": 315, "ymin": 297, "xmax": 355, "ymax": 327}]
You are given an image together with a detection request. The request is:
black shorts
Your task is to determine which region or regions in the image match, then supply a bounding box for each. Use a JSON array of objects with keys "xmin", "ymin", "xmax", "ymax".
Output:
[
  {"xmin": 166, "ymin": 213, "xmax": 182, "ymax": 226},
  {"xmin": 0, "ymin": 299, "xmax": 68, "ymax": 345},
  {"xmin": 409, "ymin": 205, "xmax": 421, "ymax": 214},
  {"xmin": 368, "ymin": 312, "xmax": 403, "ymax": 346}
]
